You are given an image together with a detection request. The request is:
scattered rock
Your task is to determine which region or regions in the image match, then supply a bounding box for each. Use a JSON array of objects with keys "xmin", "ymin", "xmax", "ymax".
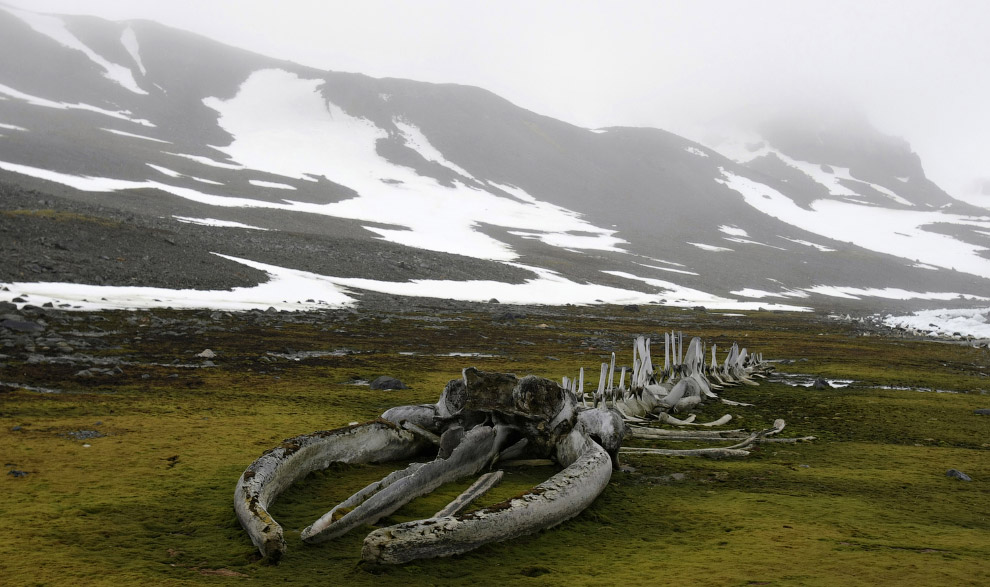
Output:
[
  {"xmin": 196, "ymin": 349, "xmax": 216, "ymax": 359},
  {"xmin": 0, "ymin": 319, "xmax": 44, "ymax": 333},
  {"xmin": 974, "ymin": 408, "xmax": 990, "ymax": 415},
  {"xmin": 623, "ymin": 304, "xmax": 639, "ymax": 312},
  {"xmin": 945, "ymin": 469, "xmax": 972, "ymax": 481},
  {"xmin": 65, "ymin": 430, "xmax": 105, "ymax": 440},
  {"xmin": 812, "ymin": 377, "xmax": 832, "ymax": 390},
  {"xmin": 7, "ymin": 470, "xmax": 28, "ymax": 478},
  {"xmin": 370, "ymin": 376, "xmax": 408, "ymax": 390},
  {"xmin": 488, "ymin": 298, "xmax": 500, "ymax": 304}
]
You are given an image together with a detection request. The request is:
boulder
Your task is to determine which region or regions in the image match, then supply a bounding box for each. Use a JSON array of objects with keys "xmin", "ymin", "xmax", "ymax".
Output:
[
  {"xmin": 370, "ymin": 376, "xmax": 408, "ymax": 390},
  {"xmin": 945, "ymin": 469, "xmax": 972, "ymax": 481}
]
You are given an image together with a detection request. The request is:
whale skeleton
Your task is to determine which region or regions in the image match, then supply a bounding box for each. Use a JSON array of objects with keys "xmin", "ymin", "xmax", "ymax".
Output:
[{"xmin": 235, "ymin": 334, "xmax": 811, "ymax": 565}]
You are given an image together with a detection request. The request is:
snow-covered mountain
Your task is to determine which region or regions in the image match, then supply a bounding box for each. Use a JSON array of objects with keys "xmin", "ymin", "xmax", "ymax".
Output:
[{"xmin": 1, "ymin": 5, "xmax": 989, "ymax": 313}]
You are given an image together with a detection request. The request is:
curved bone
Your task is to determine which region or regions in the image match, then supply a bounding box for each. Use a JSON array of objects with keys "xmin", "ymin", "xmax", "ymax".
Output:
[
  {"xmin": 361, "ymin": 438, "xmax": 613, "ymax": 564},
  {"xmin": 434, "ymin": 470, "xmax": 504, "ymax": 518},
  {"xmin": 234, "ymin": 420, "xmax": 428, "ymax": 562},
  {"xmin": 620, "ymin": 446, "xmax": 751, "ymax": 458},
  {"xmin": 657, "ymin": 413, "xmax": 733, "ymax": 427},
  {"xmin": 301, "ymin": 424, "xmax": 499, "ymax": 544},
  {"xmin": 628, "ymin": 425, "xmax": 746, "ymax": 439}
]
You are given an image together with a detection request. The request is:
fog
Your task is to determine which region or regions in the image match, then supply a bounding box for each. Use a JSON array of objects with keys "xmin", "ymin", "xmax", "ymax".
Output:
[{"xmin": 8, "ymin": 0, "xmax": 989, "ymax": 204}]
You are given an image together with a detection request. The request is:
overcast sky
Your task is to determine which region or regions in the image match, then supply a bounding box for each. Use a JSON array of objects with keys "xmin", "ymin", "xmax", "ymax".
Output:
[{"xmin": 8, "ymin": 0, "xmax": 989, "ymax": 202}]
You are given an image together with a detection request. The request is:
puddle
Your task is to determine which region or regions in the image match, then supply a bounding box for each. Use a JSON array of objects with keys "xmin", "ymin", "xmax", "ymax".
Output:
[
  {"xmin": 771, "ymin": 373, "xmax": 961, "ymax": 393},
  {"xmin": 771, "ymin": 373, "xmax": 853, "ymax": 388},
  {"xmin": 0, "ymin": 381, "xmax": 65, "ymax": 394},
  {"xmin": 267, "ymin": 349, "xmax": 357, "ymax": 361}
]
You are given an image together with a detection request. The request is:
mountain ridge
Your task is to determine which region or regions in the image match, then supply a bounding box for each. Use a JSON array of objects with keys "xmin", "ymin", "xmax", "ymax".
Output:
[{"xmin": 1, "ymin": 5, "xmax": 988, "ymax": 314}]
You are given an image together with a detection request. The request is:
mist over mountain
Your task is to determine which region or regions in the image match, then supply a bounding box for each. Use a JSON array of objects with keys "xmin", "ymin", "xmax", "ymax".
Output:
[{"xmin": 1, "ymin": 5, "xmax": 989, "ymax": 315}]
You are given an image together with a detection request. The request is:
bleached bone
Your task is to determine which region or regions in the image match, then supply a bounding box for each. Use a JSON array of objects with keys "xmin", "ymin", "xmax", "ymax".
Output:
[
  {"xmin": 657, "ymin": 413, "xmax": 733, "ymax": 427},
  {"xmin": 236, "ymin": 331, "xmax": 794, "ymax": 565},
  {"xmin": 301, "ymin": 424, "xmax": 499, "ymax": 544},
  {"xmin": 234, "ymin": 420, "xmax": 429, "ymax": 562},
  {"xmin": 402, "ymin": 420, "xmax": 440, "ymax": 445},
  {"xmin": 433, "ymin": 470, "xmax": 504, "ymax": 518},
  {"xmin": 363, "ymin": 439, "xmax": 613, "ymax": 564},
  {"xmin": 620, "ymin": 447, "xmax": 751, "ymax": 458},
  {"xmin": 628, "ymin": 426, "xmax": 746, "ymax": 439}
]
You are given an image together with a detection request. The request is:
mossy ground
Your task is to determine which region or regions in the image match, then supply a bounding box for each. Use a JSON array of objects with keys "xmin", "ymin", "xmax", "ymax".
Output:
[{"xmin": 1, "ymin": 304, "xmax": 988, "ymax": 585}]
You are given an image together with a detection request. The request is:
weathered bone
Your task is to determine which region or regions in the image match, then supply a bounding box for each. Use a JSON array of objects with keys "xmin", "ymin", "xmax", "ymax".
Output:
[
  {"xmin": 433, "ymin": 471, "xmax": 504, "ymax": 518},
  {"xmin": 362, "ymin": 439, "xmax": 613, "ymax": 564},
  {"xmin": 236, "ymin": 331, "xmax": 798, "ymax": 565},
  {"xmin": 234, "ymin": 420, "xmax": 428, "ymax": 562},
  {"xmin": 301, "ymin": 424, "xmax": 499, "ymax": 544}
]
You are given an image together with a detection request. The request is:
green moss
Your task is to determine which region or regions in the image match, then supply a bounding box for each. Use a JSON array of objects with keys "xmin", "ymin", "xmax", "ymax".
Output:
[{"xmin": 1, "ymin": 306, "xmax": 987, "ymax": 585}]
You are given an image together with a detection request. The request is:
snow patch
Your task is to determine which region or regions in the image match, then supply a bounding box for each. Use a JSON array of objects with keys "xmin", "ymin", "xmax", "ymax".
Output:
[
  {"xmin": 719, "ymin": 225, "xmax": 748, "ymax": 237},
  {"xmin": 689, "ymin": 242, "xmax": 734, "ymax": 252},
  {"xmin": 722, "ymin": 236, "xmax": 787, "ymax": 250},
  {"xmin": 778, "ymin": 236, "xmax": 836, "ymax": 252},
  {"xmin": 8, "ymin": 7, "xmax": 146, "ymax": 95},
  {"xmin": 0, "ymin": 83, "xmax": 154, "ymax": 126},
  {"xmin": 172, "ymin": 217, "xmax": 268, "ymax": 230},
  {"xmin": 249, "ymin": 179, "xmax": 296, "ymax": 190},
  {"xmin": 716, "ymin": 168, "xmax": 990, "ymax": 279},
  {"xmin": 101, "ymin": 128, "xmax": 170, "ymax": 143},
  {"xmin": 805, "ymin": 285, "xmax": 987, "ymax": 301},
  {"xmin": 0, "ymin": 254, "xmax": 353, "ymax": 311},
  {"xmin": 191, "ymin": 177, "xmax": 224, "ymax": 186},
  {"xmin": 201, "ymin": 68, "xmax": 625, "ymax": 261},
  {"xmin": 120, "ymin": 27, "xmax": 146, "ymax": 76},
  {"xmin": 634, "ymin": 263, "xmax": 699, "ymax": 276},
  {"xmin": 394, "ymin": 118, "xmax": 475, "ymax": 179},
  {"xmin": 883, "ymin": 307, "xmax": 990, "ymax": 339},
  {"xmin": 146, "ymin": 164, "xmax": 181, "ymax": 178},
  {"xmin": 166, "ymin": 152, "xmax": 244, "ymax": 170},
  {"xmin": 603, "ymin": 271, "xmax": 809, "ymax": 311},
  {"xmin": 0, "ymin": 122, "xmax": 27, "ymax": 131},
  {"xmin": 685, "ymin": 146, "xmax": 709, "ymax": 157},
  {"xmin": 731, "ymin": 288, "xmax": 809, "ymax": 299}
]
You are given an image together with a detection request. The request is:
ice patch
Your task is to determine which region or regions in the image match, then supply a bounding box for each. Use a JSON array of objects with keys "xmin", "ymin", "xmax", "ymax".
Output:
[
  {"xmin": 102, "ymin": 128, "xmax": 170, "ymax": 143},
  {"xmin": 172, "ymin": 217, "xmax": 268, "ymax": 231},
  {"xmin": 120, "ymin": 27, "xmax": 146, "ymax": 76},
  {"xmin": 716, "ymin": 168, "xmax": 990, "ymax": 279},
  {"xmin": 8, "ymin": 7, "xmax": 146, "ymax": 95},
  {"xmin": 249, "ymin": 179, "xmax": 296, "ymax": 190},
  {"xmin": 0, "ymin": 83, "xmax": 154, "ymax": 126},
  {"xmin": 689, "ymin": 242, "xmax": 733, "ymax": 252}
]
